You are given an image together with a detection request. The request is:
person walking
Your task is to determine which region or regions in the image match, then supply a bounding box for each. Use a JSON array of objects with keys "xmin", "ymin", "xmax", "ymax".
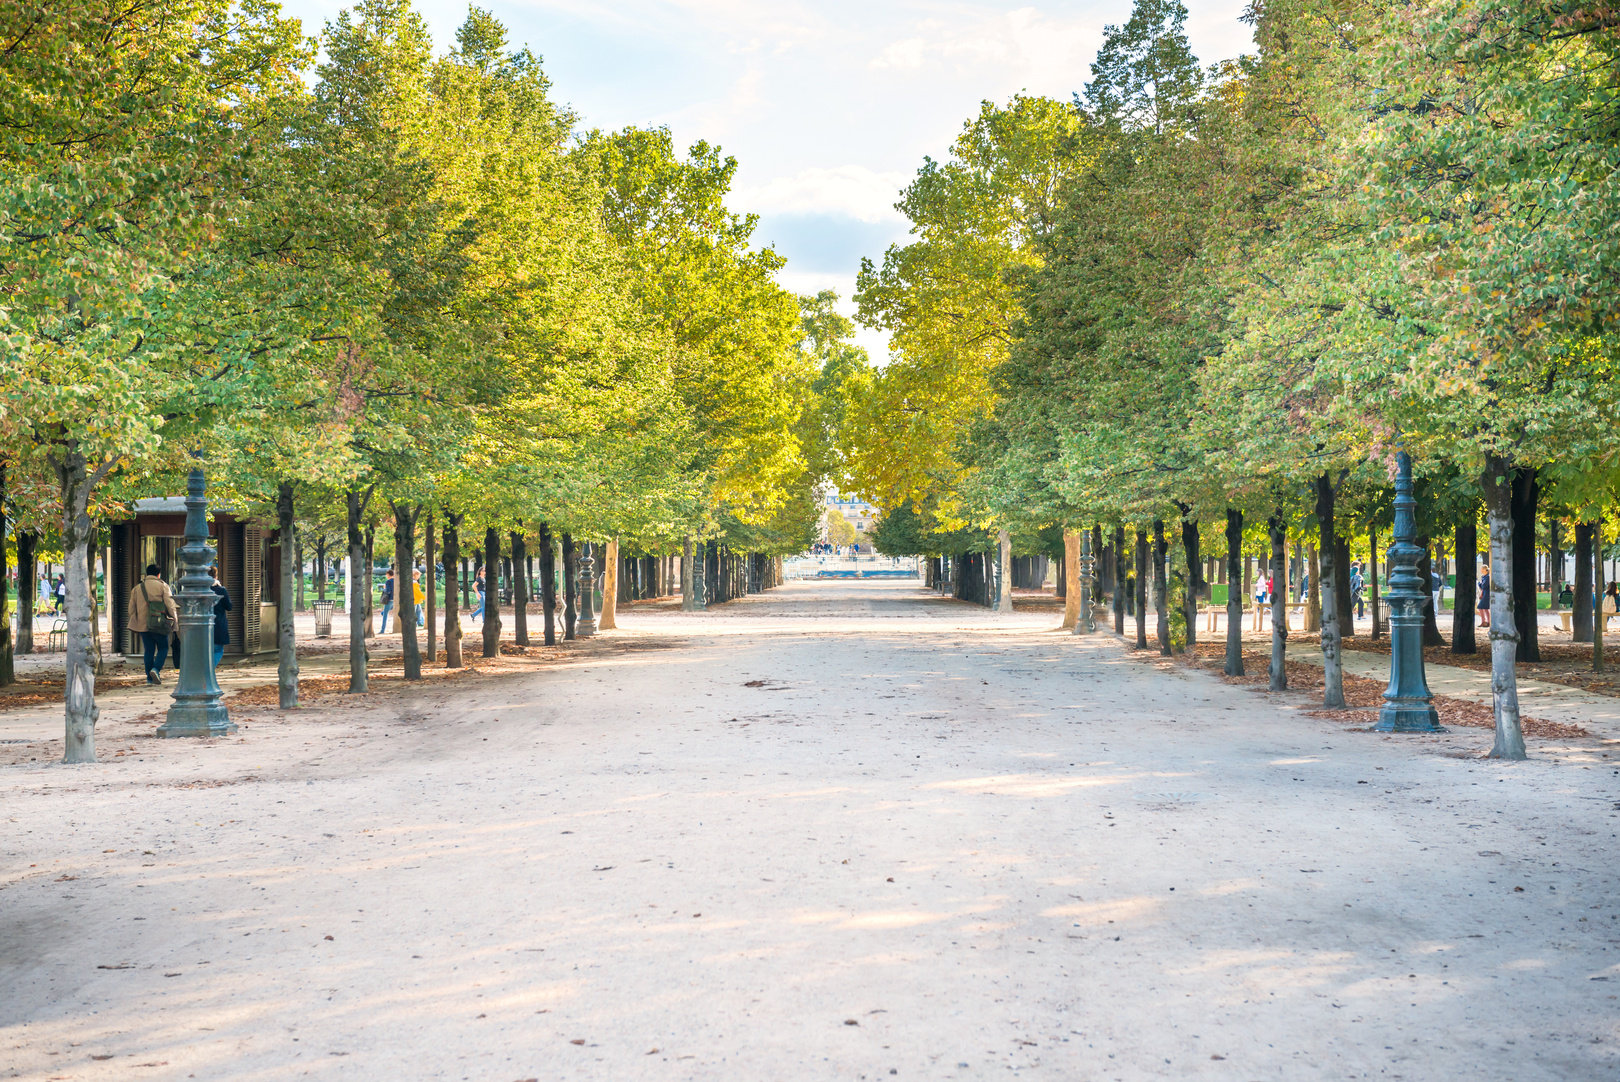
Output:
[
  {"xmin": 1476, "ymin": 563, "xmax": 1492, "ymax": 628},
  {"xmin": 470, "ymin": 568, "xmax": 486, "ymax": 623},
  {"xmin": 129, "ymin": 564, "xmax": 178, "ymax": 684},
  {"xmin": 412, "ymin": 567, "xmax": 426, "ymax": 627},
  {"xmin": 1251, "ymin": 567, "xmax": 1269, "ymax": 631},
  {"xmin": 378, "ymin": 568, "xmax": 396, "ymax": 634},
  {"xmin": 210, "ymin": 566, "xmax": 232, "ymax": 669},
  {"xmin": 51, "ymin": 576, "xmax": 67, "ymax": 614},
  {"xmin": 1349, "ymin": 562, "xmax": 1365, "ymax": 621}
]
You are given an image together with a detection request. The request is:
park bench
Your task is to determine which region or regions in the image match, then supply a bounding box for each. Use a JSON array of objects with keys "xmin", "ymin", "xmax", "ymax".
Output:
[
  {"xmin": 1201, "ymin": 601, "xmax": 1306, "ymax": 632},
  {"xmin": 1559, "ymin": 610, "xmax": 1620, "ymax": 633}
]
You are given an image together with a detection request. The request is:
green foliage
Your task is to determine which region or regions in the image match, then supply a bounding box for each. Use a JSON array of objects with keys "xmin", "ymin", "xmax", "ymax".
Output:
[{"xmin": 847, "ymin": 95, "xmax": 1100, "ymax": 526}]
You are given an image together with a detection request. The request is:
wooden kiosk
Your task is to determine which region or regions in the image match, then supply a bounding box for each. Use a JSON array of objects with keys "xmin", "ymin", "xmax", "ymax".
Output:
[{"xmin": 109, "ymin": 498, "xmax": 280, "ymax": 661}]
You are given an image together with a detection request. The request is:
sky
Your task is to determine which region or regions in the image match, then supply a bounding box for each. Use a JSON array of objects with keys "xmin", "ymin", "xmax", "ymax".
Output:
[{"xmin": 276, "ymin": 0, "xmax": 1256, "ymax": 362}]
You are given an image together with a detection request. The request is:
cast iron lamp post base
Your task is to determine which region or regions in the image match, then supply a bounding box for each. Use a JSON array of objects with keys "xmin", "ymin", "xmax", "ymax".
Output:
[
  {"xmin": 157, "ymin": 468, "xmax": 235, "ymax": 738},
  {"xmin": 1376, "ymin": 451, "xmax": 1443, "ymax": 733}
]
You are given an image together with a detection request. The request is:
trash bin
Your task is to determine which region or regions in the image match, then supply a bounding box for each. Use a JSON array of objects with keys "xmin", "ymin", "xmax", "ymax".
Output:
[{"xmin": 312, "ymin": 599, "xmax": 334, "ymax": 638}]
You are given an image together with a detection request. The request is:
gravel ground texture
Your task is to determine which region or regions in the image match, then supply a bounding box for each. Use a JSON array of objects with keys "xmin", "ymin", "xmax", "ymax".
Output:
[{"xmin": 2, "ymin": 578, "xmax": 1618, "ymax": 1081}]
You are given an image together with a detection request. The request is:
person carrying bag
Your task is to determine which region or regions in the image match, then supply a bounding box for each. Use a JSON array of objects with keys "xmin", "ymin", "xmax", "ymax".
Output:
[{"xmin": 129, "ymin": 564, "xmax": 178, "ymax": 684}]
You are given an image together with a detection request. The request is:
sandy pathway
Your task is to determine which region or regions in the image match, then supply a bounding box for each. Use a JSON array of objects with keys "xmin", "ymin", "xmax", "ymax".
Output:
[{"xmin": 2, "ymin": 579, "xmax": 1617, "ymax": 1081}]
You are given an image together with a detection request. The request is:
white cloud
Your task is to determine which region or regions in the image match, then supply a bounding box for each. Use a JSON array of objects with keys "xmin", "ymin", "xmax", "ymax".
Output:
[
  {"xmin": 869, "ymin": 6, "xmax": 1100, "ymax": 84},
  {"xmin": 516, "ymin": 0, "xmax": 829, "ymax": 52},
  {"xmin": 658, "ymin": 62, "xmax": 766, "ymax": 146},
  {"xmin": 737, "ymin": 165, "xmax": 911, "ymax": 224}
]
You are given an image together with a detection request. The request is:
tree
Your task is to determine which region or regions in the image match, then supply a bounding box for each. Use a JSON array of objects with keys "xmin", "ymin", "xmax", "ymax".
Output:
[
  {"xmin": 850, "ymin": 96, "xmax": 1097, "ymax": 531},
  {"xmin": 1334, "ymin": 0, "xmax": 1620, "ymax": 757},
  {"xmin": 0, "ymin": 0, "xmax": 309, "ymax": 761},
  {"xmin": 826, "ymin": 510, "xmax": 857, "ymax": 548}
]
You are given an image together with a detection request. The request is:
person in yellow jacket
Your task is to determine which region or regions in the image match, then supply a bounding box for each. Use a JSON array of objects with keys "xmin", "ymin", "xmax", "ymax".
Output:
[
  {"xmin": 412, "ymin": 567, "xmax": 426, "ymax": 628},
  {"xmin": 129, "ymin": 563, "xmax": 179, "ymax": 684}
]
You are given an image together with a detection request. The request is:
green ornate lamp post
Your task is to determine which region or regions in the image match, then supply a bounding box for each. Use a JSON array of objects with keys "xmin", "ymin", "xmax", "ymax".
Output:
[
  {"xmin": 1075, "ymin": 526, "xmax": 1096, "ymax": 634},
  {"xmin": 1376, "ymin": 450, "xmax": 1443, "ymax": 733},
  {"xmin": 157, "ymin": 467, "xmax": 234, "ymax": 738},
  {"xmin": 575, "ymin": 542, "xmax": 597, "ymax": 638}
]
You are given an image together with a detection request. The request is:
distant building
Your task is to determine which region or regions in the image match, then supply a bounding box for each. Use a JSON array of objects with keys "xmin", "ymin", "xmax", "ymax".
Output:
[{"xmin": 820, "ymin": 490, "xmax": 876, "ymax": 548}]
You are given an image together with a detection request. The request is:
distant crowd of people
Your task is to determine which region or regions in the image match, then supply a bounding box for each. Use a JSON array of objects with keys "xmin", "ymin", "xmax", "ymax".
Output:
[
  {"xmin": 1250, "ymin": 563, "xmax": 1367, "ymax": 618},
  {"xmin": 810, "ymin": 542, "xmax": 866, "ymax": 557},
  {"xmin": 0, "ymin": 570, "xmax": 69, "ymax": 614}
]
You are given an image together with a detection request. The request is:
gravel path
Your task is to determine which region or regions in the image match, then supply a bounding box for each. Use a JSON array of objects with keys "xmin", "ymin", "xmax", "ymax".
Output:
[{"xmin": 2, "ymin": 579, "xmax": 1617, "ymax": 1080}]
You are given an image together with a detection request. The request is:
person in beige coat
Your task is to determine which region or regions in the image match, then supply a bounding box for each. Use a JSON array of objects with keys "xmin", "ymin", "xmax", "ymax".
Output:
[{"xmin": 129, "ymin": 564, "xmax": 179, "ymax": 684}]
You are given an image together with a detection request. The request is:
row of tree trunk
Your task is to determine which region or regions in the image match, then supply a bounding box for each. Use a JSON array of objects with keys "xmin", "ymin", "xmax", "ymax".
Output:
[
  {"xmin": 678, "ymin": 538, "xmax": 783, "ymax": 609},
  {"xmin": 616, "ymin": 555, "xmax": 681, "ymax": 602}
]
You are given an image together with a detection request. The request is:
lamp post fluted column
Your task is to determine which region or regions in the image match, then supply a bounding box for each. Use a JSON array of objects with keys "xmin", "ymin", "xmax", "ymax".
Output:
[
  {"xmin": 157, "ymin": 468, "xmax": 234, "ymax": 738},
  {"xmin": 1376, "ymin": 451, "xmax": 1443, "ymax": 732},
  {"xmin": 1075, "ymin": 526, "xmax": 1096, "ymax": 634},
  {"xmin": 576, "ymin": 542, "xmax": 597, "ymax": 638}
]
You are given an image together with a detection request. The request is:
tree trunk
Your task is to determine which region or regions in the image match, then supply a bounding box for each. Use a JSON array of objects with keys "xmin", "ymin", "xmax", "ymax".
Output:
[
  {"xmin": 1180, "ymin": 516, "xmax": 1199, "ymax": 650},
  {"xmin": 1152, "ymin": 519, "xmax": 1170, "ymax": 655},
  {"xmin": 1334, "ymin": 534, "xmax": 1354, "ymax": 638},
  {"xmin": 424, "ymin": 510, "xmax": 435, "ymax": 664},
  {"xmin": 1418, "ymin": 538, "xmax": 1446, "ymax": 647},
  {"xmin": 997, "ymin": 527, "xmax": 1013, "ymax": 613},
  {"xmin": 1548, "ymin": 517, "xmax": 1563, "ymax": 612},
  {"xmin": 539, "ymin": 523, "xmax": 557, "ymax": 646},
  {"xmin": 277, "ymin": 482, "xmax": 299, "ymax": 708},
  {"xmin": 563, "ymin": 534, "xmax": 578, "ymax": 640},
  {"xmin": 511, "ymin": 530, "xmax": 530, "ymax": 646},
  {"xmin": 1315, "ymin": 475, "xmax": 1344, "ymax": 708},
  {"xmin": 1369, "ymin": 526, "xmax": 1382, "ymax": 639},
  {"xmin": 1129, "ymin": 529, "xmax": 1147, "ymax": 648},
  {"xmin": 482, "ymin": 527, "xmax": 502, "ymax": 658},
  {"xmin": 87, "ymin": 530, "xmax": 103, "ymax": 675},
  {"xmin": 443, "ymin": 514, "xmax": 463, "ymax": 668},
  {"xmin": 1481, "ymin": 460, "xmax": 1526, "ymax": 758},
  {"xmin": 1594, "ymin": 521, "xmax": 1606, "ymax": 674},
  {"xmin": 363, "ymin": 525, "xmax": 376, "ymax": 638},
  {"xmin": 1268, "ymin": 512, "xmax": 1288, "ymax": 691},
  {"xmin": 16, "ymin": 529, "xmax": 36, "ymax": 655},
  {"xmin": 394, "ymin": 502, "xmax": 421, "ymax": 680},
  {"xmin": 710, "ymin": 541, "xmax": 722, "ymax": 604},
  {"xmin": 1574, "ymin": 522, "xmax": 1595, "ymax": 642},
  {"xmin": 1113, "ymin": 526, "xmax": 1127, "ymax": 634},
  {"xmin": 54, "ymin": 446, "xmax": 99, "ymax": 763},
  {"xmin": 682, "ymin": 535, "xmax": 699, "ymax": 611},
  {"xmin": 316, "ymin": 535, "xmax": 328, "ymax": 601},
  {"xmin": 600, "ymin": 539, "xmax": 619, "ymax": 630},
  {"xmin": 0, "ymin": 463, "xmax": 11, "ymax": 686},
  {"xmin": 1453, "ymin": 514, "xmax": 1478, "ymax": 655},
  {"xmin": 1511, "ymin": 467, "xmax": 1540, "ymax": 662},
  {"xmin": 1061, "ymin": 530, "xmax": 1081, "ymax": 630},
  {"xmin": 1305, "ymin": 543, "xmax": 1321, "ymax": 633},
  {"xmin": 1092, "ymin": 524, "xmax": 1105, "ymax": 601},
  {"xmin": 1224, "ymin": 509, "xmax": 1243, "ymax": 676},
  {"xmin": 346, "ymin": 487, "xmax": 372, "ymax": 693}
]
